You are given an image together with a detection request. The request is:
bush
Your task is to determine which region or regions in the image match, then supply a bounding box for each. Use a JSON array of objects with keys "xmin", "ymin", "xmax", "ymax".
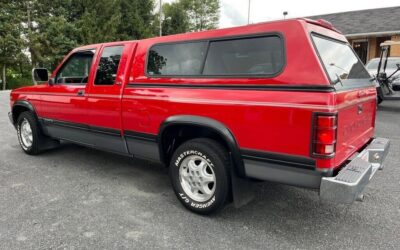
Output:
[{"xmin": 5, "ymin": 76, "xmax": 33, "ymax": 90}]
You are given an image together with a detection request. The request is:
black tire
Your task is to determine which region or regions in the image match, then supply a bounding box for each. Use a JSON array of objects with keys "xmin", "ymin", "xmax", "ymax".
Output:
[
  {"xmin": 376, "ymin": 87, "xmax": 384, "ymax": 105},
  {"xmin": 377, "ymin": 95, "xmax": 383, "ymax": 105},
  {"xmin": 16, "ymin": 111, "xmax": 48, "ymax": 155},
  {"xmin": 169, "ymin": 138, "xmax": 231, "ymax": 215}
]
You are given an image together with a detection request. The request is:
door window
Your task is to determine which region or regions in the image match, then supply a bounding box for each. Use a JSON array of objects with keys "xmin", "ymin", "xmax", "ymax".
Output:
[
  {"xmin": 94, "ymin": 46, "xmax": 124, "ymax": 85},
  {"xmin": 56, "ymin": 50, "xmax": 95, "ymax": 85}
]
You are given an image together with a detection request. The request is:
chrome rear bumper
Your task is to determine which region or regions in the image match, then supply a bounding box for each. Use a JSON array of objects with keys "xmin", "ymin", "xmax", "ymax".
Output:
[{"xmin": 320, "ymin": 137, "xmax": 390, "ymax": 204}]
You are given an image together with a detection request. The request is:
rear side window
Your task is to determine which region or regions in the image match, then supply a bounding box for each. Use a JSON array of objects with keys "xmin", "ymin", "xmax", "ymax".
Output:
[
  {"xmin": 147, "ymin": 42, "xmax": 207, "ymax": 76},
  {"xmin": 203, "ymin": 36, "xmax": 284, "ymax": 76},
  {"xmin": 146, "ymin": 35, "xmax": 284, "ymax": 77},
  {"xmin": 312, "ymin": 35, "xmax": 371, "ymax": 84},
  {"xmin": 95, "ymin": 46, "xmax": 124, "ymax": 85}
]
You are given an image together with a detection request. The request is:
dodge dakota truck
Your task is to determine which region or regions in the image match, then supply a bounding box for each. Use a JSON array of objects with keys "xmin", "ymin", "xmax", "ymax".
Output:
[{"xmin": 9, "ymin": 18, "xmax": 390, "ymax": 214}]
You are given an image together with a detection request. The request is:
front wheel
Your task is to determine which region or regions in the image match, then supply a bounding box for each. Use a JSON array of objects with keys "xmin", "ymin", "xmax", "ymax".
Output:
[
  {"xmin": 17, "ymin": 111, "xmax": 56, "ymax": 155},
  {"xmin": 169, "ymin": 138, "xmax": 231, "ymax": 215}
]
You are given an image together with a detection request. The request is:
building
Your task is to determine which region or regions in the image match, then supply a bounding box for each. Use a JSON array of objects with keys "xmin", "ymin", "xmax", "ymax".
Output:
[{"xmin": 310, "ymin": 6, "xmax": 400, "ymax": 64}]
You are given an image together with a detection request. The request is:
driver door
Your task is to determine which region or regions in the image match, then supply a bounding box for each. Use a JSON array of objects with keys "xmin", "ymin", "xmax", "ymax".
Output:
[{"xmin": 40, "ymin": 48, "xmax": 99, "ymax": 145}]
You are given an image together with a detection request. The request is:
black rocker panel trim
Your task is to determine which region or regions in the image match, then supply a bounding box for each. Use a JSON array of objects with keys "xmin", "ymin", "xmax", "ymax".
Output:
[
  {"xmin": 123, "ymin": 130, "xmax": 159, "ymax": 161},
  {"xmin": 41, "ymin": 118, "xmax": 121, "ymax": 136},
  {"xmin": 39, "ymin": 118, "xmax": 127, "ymax": 154},
  {"xmin": 241, "ymin": 148, "xmax": 316, "ymax": 171},
  {"xmin": 124, "ymin": 130, "xmax": 157, "ymax": 142}
]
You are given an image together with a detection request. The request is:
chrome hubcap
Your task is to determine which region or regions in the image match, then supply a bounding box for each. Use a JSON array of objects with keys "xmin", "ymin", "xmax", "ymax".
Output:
[
  {"xmin": 20, "ymin": 119, "xmax": 33, "ymax": 148},
  {"xmin": 179, "ymin": 155, "xmax": 216, "ymax": 202}
]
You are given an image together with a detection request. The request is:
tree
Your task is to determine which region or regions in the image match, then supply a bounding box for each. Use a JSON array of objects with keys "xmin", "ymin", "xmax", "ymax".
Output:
[
  {"xmin": 13, "ymin": 0, "xmax": 156, "ymax": 71},
  {"xmin": 0, "ymin": 1, "xmax": 25, "ymax": 90},
  {"xmin": 181, "ymin": 0, "xmax": 220, "ymax": 32},
  {"xmin": 77, "ymin": 0, "xmax": 156, "ymax": 44},
  {"xmin": 26, "ymin": 0, "xmax": 83, "ymax": 69},
  {"xmin": 162, "ymin": 1, "xmax": 190, "ymax": 36},
  {"xmin": 116, "ymin": 0, "xmax": 155, "ymax": 40},
  {"xmin": 36, "ymin": 15, "xmax": 79, "ymax": 69},
  {"xmin": 0, "ymin": 0, "xmax": 164, "ymax": 89}
]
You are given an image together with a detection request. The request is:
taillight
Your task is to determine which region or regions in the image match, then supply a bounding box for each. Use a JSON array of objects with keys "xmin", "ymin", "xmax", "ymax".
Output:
[{"xmin": 312, "ymin": 113, "xmax": 337, "ymax": 158}]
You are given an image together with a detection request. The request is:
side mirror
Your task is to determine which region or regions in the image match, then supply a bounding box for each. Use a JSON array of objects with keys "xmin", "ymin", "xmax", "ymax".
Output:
[
  {"xmin": 48, "ymin": 78, "xmax": 55, "ymax": 86},
  {"xmin": 32, "ymin": 68, "xmax": 49, "ymax": 84},
  {"xmin": 397, "ymin": 63, "xmax": 400, "ymax": 70}
]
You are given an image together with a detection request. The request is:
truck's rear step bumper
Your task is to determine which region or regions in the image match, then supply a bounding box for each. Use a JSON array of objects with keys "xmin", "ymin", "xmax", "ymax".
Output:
[{"xmin": 320, "ymin": 137, "xmax": 390, "ymax": 204}]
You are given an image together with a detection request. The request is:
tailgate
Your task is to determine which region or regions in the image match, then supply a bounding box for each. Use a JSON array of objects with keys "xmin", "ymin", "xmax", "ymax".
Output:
[
  {"xmin": 334, "ymin": 87, "xmax": 376, "ymax": 167},
  {"xmin": 310, "ymin": 34, "xmax": 377, "ymax": 168}
]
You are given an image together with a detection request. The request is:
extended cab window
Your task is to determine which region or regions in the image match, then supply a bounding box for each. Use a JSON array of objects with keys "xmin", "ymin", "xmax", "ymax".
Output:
[
  {"xmin": 147, "ymin": 35, "xmax": 284, "ymax": 77},
  {"xmin": 56, "ymin": 50, "xmax": 95, "ymax": 85},
  {"xmin": 312, "ymin": 35, "xmax": 371, "ymax": 87},
  {"xmin": 203, "ymin": 36, "xmax": 284, "ymax": 76},
  {"xmin": 147, "ymin": 42, "xmax": 207, "ymax": 76},
  {"xmin": 94, "ymin": 46, "xmax": 124, "ymax": 85}
]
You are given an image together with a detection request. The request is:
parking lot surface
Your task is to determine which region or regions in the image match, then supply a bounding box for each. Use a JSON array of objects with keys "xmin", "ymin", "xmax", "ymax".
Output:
[{"xmin": 0, "ymin": 90, "xmax": 399, "ymax": 249}]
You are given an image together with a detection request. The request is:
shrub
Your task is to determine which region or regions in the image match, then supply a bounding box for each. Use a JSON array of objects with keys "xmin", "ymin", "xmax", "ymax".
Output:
[{"xmin": 5, "ymin": 76, "xmax": 33, "ymax": 90}]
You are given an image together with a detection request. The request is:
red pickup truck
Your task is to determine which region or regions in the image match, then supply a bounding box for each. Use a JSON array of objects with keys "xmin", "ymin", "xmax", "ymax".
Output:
[{"xmin": 9, "ymin": 18, "xmax": 389, "ymax": 214}]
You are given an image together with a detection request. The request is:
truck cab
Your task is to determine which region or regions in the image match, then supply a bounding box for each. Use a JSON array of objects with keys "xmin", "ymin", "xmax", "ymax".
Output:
[{"xmin": 9, "ymin": 18, "xmax": 389, "ymax": 214}]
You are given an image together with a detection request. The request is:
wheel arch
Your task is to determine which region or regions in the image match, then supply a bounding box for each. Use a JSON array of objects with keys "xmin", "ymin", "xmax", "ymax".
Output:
[
  {"xmin": 12, "ymin": 100, "xmax": 38, "ymax": 125},
  {"xmin": 158, "ymin": 115, "xmax": 246, "ymax": 177}
]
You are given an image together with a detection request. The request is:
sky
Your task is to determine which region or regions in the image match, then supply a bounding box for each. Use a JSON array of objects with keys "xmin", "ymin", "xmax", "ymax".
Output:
[{"xmin": 163, "ymin": 0, "xmax": 400, "ymax": 28}]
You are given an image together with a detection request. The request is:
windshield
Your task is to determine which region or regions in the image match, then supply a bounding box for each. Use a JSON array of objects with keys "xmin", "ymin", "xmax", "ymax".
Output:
[
  {"xmin": 366, "ymin": 58, "xmax": 400, "ymax": 71},
  {"xmin": 312, "ymin": 35, "xmax": 371, "ymax": 84},
  {"xmin": 366, "ymin": 59, "xmax": 379, "ymax": 70}
]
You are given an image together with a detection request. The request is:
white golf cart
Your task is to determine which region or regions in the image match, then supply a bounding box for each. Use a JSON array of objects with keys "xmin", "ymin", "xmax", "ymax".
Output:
[{"xmin": 376, "ymin": 40, "xmax": 400, "ymax": 104}]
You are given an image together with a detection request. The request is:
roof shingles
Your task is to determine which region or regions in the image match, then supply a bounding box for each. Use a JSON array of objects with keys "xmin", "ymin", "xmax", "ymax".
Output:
[{"xmin": 309, "ymin": 6, "xmax": 400, "ymax": 35}]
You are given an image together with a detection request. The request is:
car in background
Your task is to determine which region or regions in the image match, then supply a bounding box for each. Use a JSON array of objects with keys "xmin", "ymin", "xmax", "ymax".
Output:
[{"xmin": 366, "ymin": 57, "xmax": 400, "ymax": 90}]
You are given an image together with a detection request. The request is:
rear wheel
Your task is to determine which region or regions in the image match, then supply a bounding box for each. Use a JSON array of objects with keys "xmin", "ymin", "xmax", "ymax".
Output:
[
  {"xmin": 169, "ymin": 138, "xmax": 231, "ymax": 215},
  {"xmin": 17, "ymin": 111, "xmax": 57, "ymax": 155}
]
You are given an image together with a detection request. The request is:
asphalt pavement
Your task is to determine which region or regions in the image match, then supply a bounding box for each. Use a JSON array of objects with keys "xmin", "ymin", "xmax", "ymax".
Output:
[{"xmin": 0, "ymin": 90, "xmax": 399, "ymax": 249}]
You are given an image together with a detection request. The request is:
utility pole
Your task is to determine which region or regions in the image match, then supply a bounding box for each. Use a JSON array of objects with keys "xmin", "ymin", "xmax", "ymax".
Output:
[
  {"xmin": 247, "ymin": 0, "xmax": 251, "ymax": 24},
  {"xmin": 159, "ymin": 0, "xmax": 162, "ymax": 36}
]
